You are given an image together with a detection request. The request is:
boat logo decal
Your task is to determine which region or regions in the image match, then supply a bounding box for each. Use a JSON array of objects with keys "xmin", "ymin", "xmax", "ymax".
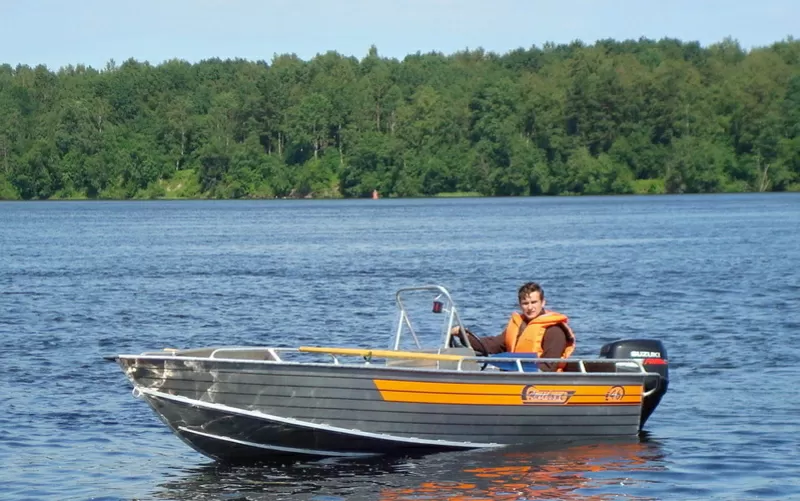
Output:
[
  {"xmin": 605, "ymin": 386, "xmax": 626, "ymax": 401},
  {"xmin": 631, "ymin": 350, "xmax": 661, "ymax": 358},
  {"xmin": 520, "ymin": 385, "xmax": 575, "ymax": 405}
]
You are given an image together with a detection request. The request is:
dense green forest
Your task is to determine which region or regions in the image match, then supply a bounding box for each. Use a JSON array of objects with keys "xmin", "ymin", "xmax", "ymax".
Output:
[{"xmin": 1, "ymin": 37, "xmax": 799, "ymax": 200}]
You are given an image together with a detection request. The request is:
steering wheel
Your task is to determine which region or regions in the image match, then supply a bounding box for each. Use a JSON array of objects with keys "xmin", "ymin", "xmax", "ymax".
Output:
[
  {"xmin": 449, "ymin": 327, "xmax": 470, "ymax": 348},
  {"xmin": 449, "ymin": 327, "xmax": 490, "ymax": 371}
]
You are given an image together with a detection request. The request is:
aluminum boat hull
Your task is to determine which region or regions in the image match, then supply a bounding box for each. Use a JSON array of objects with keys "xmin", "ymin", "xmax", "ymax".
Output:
[{"xmin": 116, "ymin": 355, "xmax": 656, "ymax": 462}]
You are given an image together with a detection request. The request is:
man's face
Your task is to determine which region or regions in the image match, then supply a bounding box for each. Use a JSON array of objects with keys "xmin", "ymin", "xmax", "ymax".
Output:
[{"xmin": 519, "ymin": 291, "xmax": 545, "ymax": 320}]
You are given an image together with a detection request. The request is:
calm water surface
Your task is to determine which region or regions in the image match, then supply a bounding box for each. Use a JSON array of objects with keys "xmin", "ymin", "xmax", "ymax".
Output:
[{"xmin": 1, "ymin": 194, "xmax": 799, "ymax": 501}]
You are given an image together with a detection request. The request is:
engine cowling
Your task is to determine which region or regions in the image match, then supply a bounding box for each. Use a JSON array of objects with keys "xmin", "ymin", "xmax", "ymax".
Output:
[
  {"xmin": 599, "ymin": 339, "xmax": 668, "ymax": 428},
  {"xmin": 599, "ymin": 339, "xmax": 668, "ymax": 379}
]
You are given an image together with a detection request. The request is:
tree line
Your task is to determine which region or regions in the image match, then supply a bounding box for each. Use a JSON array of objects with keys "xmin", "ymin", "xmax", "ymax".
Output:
[{"xmin": 1, "ymin": 37, "xmax": 799, "ymax": 200}]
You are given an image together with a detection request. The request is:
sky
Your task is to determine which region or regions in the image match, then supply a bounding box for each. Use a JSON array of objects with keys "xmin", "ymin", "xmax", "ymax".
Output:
[{"xmin": 0, "ymin": 0, "xmax": 797, "ymax": 70}]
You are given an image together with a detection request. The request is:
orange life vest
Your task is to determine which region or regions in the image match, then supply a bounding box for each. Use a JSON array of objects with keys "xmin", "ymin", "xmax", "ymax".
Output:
[{"xmin": 503, "ymin": 310, "xmax": 576, "ymax": 371}]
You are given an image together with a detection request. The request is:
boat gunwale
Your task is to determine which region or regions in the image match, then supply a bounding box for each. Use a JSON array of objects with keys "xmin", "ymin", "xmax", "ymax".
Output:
[{"xmin": 113, "ymin": 352, "xmax": 663, "ymax": 379}]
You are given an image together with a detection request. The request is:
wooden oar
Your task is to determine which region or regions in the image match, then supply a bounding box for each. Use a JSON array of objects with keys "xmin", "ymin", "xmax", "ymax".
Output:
[{"xmin": 298, "ymin": 346, "xmax": 467, "ymax": 361}]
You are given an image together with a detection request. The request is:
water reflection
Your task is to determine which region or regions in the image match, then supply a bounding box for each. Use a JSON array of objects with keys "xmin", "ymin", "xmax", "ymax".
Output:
[
  {"xmin": 153, "ymin": 435, "xmax": 666, "ymax": 501},
  {"xmin": 153, "ymin": 454, "xmax": 415, "ymax": 500},
  {"xmin": 380, "ymin": 435, "xmax": 667, "ymax": 501}
]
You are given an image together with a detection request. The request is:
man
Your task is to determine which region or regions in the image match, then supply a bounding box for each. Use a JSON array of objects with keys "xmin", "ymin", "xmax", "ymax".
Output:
[{"xmin": 453, "ymin": 282, "xmax": 576, "ymax": 372}]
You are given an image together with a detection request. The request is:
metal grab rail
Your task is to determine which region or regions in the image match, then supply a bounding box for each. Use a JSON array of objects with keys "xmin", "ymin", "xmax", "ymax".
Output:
[
  {"xmin": 642, "ymin": 379, "xmax": 662, "ymax": 397},
  {"xmin": 132, "ymin": 346, "xmax": 665, "ymax": 382},
  {"xmin": 207, "ymin": 347, "xmax": 286, "ymax": 361},
  {"xmin": 150, "ymin": 347, "xmax": 295, "ymax": 361},
  {"xmin": 134, "ymin": 346, "xmax": 664, "ymax": 375},
  {"xmin": 298, "ymin": 346, "xmax": 662, "ymax": 375}
]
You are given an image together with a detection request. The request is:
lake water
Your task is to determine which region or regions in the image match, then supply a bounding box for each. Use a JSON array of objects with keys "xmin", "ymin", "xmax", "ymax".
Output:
[{"xmin": 1, "ymin": 194, "xmax": 799, "ymax": 501}]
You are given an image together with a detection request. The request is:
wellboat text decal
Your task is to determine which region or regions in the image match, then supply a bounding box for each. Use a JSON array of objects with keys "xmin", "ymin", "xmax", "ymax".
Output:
[{"xmin": 521, "ymin": 385, "xmax": 576, "ymax": 405}]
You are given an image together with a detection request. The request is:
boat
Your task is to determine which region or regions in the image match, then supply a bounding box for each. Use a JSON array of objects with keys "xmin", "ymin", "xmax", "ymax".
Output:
[{"xmin": 107, "ymin": 285, "xmax": 669, "ymax": 462}]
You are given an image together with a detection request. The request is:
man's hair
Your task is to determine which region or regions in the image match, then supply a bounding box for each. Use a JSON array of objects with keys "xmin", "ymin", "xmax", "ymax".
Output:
[{"xmin": 518, "ymin": 282, "xmax": 544, "ymax": 302}]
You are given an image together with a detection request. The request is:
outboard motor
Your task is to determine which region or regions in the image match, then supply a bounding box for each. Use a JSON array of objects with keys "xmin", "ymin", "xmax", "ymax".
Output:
[{"xmin": 599, "ymin": 339, "xmax": 668, "ymax": 428}]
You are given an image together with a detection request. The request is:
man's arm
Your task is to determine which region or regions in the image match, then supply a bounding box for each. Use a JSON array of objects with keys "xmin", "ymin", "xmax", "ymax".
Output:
[
  {"xmin": 538, "ymin": 325, "xmax": 569, "ymax": 372},
  {"xmin": 463, "ymin": 330, "xmax": 506, "ymax": 356}
]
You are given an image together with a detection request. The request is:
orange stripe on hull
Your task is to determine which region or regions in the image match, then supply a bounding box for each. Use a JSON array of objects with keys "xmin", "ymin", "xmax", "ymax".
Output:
[{"xmin": 373, "ymin": 380, "xmax": 642, "ymax": 406}]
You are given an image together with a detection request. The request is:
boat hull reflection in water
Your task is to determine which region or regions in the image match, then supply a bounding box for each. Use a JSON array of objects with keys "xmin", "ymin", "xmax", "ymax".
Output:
[
  {"xmin": 152, "ymin": 437, "xmax": 666, "ymax": 501},
  {"xmin": 380, "ymin": 437, "xmax": 667, "ymax": 501}
]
